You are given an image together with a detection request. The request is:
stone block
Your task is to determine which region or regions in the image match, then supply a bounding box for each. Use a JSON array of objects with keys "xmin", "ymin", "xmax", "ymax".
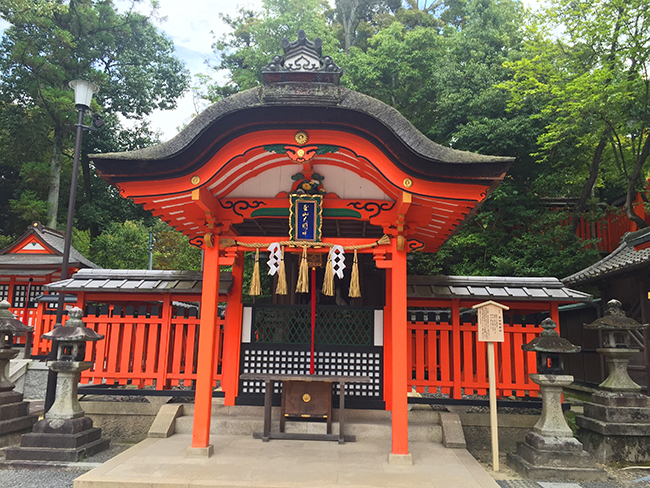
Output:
[
  {"xmin": 592, "ymin": 391, "xmax": 649, "ymax": 408},
  {"xmin": 0, "ymin": 413, "xmax": 38, "ymax": 436},
  {"xmin": 186, "ymin": 445, "xmax": 213, "ymax": 458},
  {"xmin": 439, "ymin": 412, "xmax": 466, "ymax": 449},
  {"xmin": 19, "ymin": 427, "xmax": 102, "ymax": 449},
  {"xmin": 584, "ymin": 402, "xmax": 650, "ymax": 423},
  {"xmin": 4, "ymin": 437, "xmax": 109, "ymax": 462},
  {"xmin": 32, "ymin": 416, "xmax": 94, "ymax": 435},
  {"xmin": 0, "ymin": 391, "xmax": 23, "ymax": 406},
  {"xmin": 516, "ymin": 440, "xmax": 600, "ymax": 469},
  {"xmin": 0, "ymin": 400, "xmax": 29, "ymax": 420},
  {"xmin": 578, "ymin": 426, "xmax": 650, "ymax": 463},
  {"xmin": 388, "ymin": 453, "xmax": 413, "ymax": 466},
  {"xmin": 577, "ymin": 415, "xmax": 650, "ymax": 436},
  {"xmin": 148, "ymin": 403, "xmax": 183, "ymax": 439},
  {"xmin": 524, "ymin": 431, "xmax": 584, "ymax": 452},
  {"xmin": 507, "ymin": 452, "xmax": 607, "ymax": 482}
]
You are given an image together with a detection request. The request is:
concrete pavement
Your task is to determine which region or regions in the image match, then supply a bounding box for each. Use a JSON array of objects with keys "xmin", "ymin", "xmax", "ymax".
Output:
[{"xmin": 73, "ymin": 434, "xmax": 500, "ymax": 488}]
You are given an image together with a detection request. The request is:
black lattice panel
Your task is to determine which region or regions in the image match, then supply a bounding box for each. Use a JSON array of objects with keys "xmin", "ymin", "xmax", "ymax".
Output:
[
  {"xmin": 239, "ymin": 345, "xmax": 382, "ymax": 400},
  {"xmin": 0, "ymin": 284, "xmax": 8, "ymax": 302}
]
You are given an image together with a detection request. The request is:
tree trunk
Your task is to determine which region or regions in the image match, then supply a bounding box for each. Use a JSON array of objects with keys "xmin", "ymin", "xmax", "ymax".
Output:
[
  {"xmin": 624, "ymin": 134, "xmax": 650, "ymax": 230},
  {"xmin": 570, "ymin": 133, "xmax": 609, "ymax": 235},
  {"xmin": 46, "ymin": 128, "xmax": 64, "ymax": 228}
]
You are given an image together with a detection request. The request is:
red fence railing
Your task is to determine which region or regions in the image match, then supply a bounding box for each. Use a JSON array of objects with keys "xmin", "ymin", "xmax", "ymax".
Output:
[
  {"xmin": 79, "ymin": 305, "xmax": 224, "ymax": 389},
  {"xmin": 408, "ymin": 319, "xmax": 541, "ymax": 398}
]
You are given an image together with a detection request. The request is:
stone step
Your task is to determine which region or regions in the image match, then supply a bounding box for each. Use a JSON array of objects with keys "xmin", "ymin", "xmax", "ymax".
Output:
[
  {"xmin": 0, "ymin": 400, "xmax": 29, "ymax": 421},
  {"xmin": 183, "ymin": 402, "xmax": 441, "ymax": 423},
  {"xmin": 0, "ymin": 413, "xmax": 38, "ymax": 436},
  {"xmin": 174, "ymin": 409, "xmax": 443, "ymax": 443}
]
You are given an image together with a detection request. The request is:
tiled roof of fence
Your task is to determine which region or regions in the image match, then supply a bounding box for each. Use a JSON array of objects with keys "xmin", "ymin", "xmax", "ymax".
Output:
[
  {"xmin": 45, "ymin": 268, "xmax": 233, "ymax": 295},
  {"xmin": 407, "ymin": 275, "xmax": 591, "ymax": 302}
]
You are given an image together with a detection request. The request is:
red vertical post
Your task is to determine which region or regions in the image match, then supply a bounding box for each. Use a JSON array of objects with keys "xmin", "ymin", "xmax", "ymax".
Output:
[
  {"xmin": 390, "ymin": 242, "xmax": 409, "ymax": 458},
  {"xmin": 191, "ymin": 241, "xmax": 220, "ymax": 452},
  {"xmin": 310, "ymin": 267, "xmax": 316, "ymax": 374},
  {"xmin": 383, "ymin": 268, "xmax": 393, "ymax": 410},
  {"xmin": 452, "ymin": 299, "xmax": 462, "ymax": 399},
  {"xmin": 223, "ymin": 251, "xmax": 244, "ymax": 406},
  {"xmin": 550, "ymin": 302, "xmax": 560, "ymax": 331}
]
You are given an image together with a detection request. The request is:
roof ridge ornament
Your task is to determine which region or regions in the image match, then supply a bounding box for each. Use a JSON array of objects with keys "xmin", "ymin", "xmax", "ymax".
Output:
[{"xmin": 263, "ymin": 30, "xmax": 342, "ymax": 85}]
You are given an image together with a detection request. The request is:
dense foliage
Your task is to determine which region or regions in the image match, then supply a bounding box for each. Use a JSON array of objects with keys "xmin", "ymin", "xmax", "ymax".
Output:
[{"xmin": 4, "ymin": 0, "xmax": 649, "ymax": 278}]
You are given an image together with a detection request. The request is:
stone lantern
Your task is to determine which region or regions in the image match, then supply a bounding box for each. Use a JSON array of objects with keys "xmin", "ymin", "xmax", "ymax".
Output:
[
  {"xmin": 584, "ymin": 299, "xmax": 648, "ymax": 392},
  {"xmin": 508, "ymin": 318, "xmax": 605, "ymax": 481},
  {"xmin": 0, "ymin": 300, "xmax": 38, "ymax": 437},
  {"xmin": 576, "ymin": 299, "xmax": 650, "ymax": 463},
  {"xmin": 5, "ymin": 307, "xmax": 109, "ymax": 462},
  {"xmin": 0, "ymin": 300, "xmax": 32, "ymax": 392}
]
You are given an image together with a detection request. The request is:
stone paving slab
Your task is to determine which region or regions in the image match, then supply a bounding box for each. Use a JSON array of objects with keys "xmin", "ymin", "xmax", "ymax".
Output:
[{"xmin": 73, "ymin": 434, "xmax": 501, "ymax": 488}]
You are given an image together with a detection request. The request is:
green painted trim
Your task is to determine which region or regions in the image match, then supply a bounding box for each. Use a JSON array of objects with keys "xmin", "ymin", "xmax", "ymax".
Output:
[
  {"xmin": 323, "ymin": 209, "xmax": 362, "ymax": 219},
  {"xmin": 251, "ymin": 208, "xmax": 290, "ymax": 217},
  {"xmin": 250, "ymin": 208, "xmax": 362, "ymax": 219}
]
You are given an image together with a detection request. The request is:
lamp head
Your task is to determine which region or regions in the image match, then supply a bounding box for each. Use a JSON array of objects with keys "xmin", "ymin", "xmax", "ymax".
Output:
[{"xmin": 69, "ymin": 80, "xmax": 99, "ymax": 109}]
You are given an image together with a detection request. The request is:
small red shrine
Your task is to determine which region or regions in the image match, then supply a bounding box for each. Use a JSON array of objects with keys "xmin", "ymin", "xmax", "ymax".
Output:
[
  {"xmin": 0, "ymin": 222, "xmax": 97, "ymax": 326},
  {"xmin": 90, "ymin": 31, "xmax": 515, "ymax": 459}
]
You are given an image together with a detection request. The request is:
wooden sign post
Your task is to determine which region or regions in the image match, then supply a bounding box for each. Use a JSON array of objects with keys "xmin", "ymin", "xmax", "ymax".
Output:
[{"xmin": 472, "ymin": 300, "xmax": 509, "ymax": 472}]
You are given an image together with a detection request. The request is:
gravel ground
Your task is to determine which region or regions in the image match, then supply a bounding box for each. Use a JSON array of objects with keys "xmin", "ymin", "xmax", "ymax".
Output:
[
  {"xmin": 476, "ymin": 451, "xmax": 650, "ymax": 488},
  {"xmin": 0, "ymin": 443, "xmax": 131, "ymax": 488}
]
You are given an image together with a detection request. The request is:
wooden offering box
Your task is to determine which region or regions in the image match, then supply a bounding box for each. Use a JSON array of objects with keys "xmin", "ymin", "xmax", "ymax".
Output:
[{"xmin": 280, "ymin": 380, "xmax": 332, "ymax": 434}]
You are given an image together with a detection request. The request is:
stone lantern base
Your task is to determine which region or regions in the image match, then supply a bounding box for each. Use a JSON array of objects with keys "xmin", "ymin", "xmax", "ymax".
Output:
[
  {"xmin": 508, "ymin": 431, "xmax": 606, "ymax": 481},
  {"xmin": 507, "ymin": 374, "xmax": 606, "ymax": 481},
  {"xmin": 577, "ymin": 391, "xmax": 650, "ymax": 463},
  {"xmin": 0, "ymin": 390, "xmax": 38, "ymax": 442},
  {"xmin": 4, "ymin": 416, "xmax": 109, "ymax": 463}
]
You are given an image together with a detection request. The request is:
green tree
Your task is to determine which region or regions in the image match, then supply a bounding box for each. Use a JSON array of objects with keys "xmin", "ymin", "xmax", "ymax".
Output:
[
  {"xmin": 89, "ymin": 220, "xmax": 203, "ymax": 271},
  {"xmin": 90, "ymin": 220, "xmax": 150, "ymax": 269},
  {"xmin": 197, "ymin": 0, "xmax": 340, "ymax": 101},
  {"xmin": 502, "ymin": 0, "xmax": 650, "ymax": 231},
  {"xmin": 0, "ymin": 0, "xmax": 189, "ymax": 228}
]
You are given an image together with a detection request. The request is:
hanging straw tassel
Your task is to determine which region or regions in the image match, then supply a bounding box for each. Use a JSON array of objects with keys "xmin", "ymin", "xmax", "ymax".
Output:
[
  {"xmin": 249, "ymin": 248, "xmax": 261, "ymax": 296},
  {"xmin": 296, "ymin": 246, "xmax": 309, "ymax": 293},
  {"xmin": 349, "ymin": 249, "xmax": 361, "ymax": 298},
  {"xmin": 322, "ymin": 249, "xmax": 335, "ymax": 297},
  {"xmin": 376, "ymin": 235, "xmax": 390, "ymax": 246},
  {"xmin": 275, "ymin": 246, "xmax": 287, "ymax": 295}
]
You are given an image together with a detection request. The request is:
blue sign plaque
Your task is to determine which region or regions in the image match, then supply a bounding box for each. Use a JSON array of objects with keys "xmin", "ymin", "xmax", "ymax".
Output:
[{"xmin": 289, "ymin": 194, "xmax": 322, "ymax": 242}]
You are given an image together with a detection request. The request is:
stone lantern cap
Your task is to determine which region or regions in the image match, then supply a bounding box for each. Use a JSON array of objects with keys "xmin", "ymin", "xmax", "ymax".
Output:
[
  {"xmin": 41, "ymin": 307, "xmax": 103, "ymax": 342},
  {"xmin": 0, "ymin": 300, "xmax": 32, "ymax": 336},
  {"xmin": 522, "ymin": 318, "xmax": 581, "ymax": 354},
  {"xmin": 584, "ymin": 299, "xmax": 648, "ymax": 331}
]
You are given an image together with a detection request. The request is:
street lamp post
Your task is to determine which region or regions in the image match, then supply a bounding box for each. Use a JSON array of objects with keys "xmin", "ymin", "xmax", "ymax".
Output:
[{"xmin": 44, "ymin": 80, "xmax": 99, "ymax": 413}]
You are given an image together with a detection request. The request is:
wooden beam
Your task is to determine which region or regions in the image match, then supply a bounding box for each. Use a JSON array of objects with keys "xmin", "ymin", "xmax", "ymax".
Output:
[{"xmin": 192, "ymin": 187, "xmax": 220, "ymax": 228}]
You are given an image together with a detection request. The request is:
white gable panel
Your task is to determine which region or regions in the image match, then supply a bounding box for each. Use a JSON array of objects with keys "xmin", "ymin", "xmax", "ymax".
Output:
[
  {"xmin": 313, "ymin": 165, "xmax": 390, "ymax": 200},
  {"xmin": 20, "ymin": 242, "xmax": 46, "ymax": 251},
  {"xmin": 224, "ymin": 165, "xmax": 298, "ymax": 198}
]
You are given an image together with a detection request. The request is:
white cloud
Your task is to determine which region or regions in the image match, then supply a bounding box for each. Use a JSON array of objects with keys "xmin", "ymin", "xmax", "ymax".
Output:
[{"xmin": 115, "ymin": 0, "xmax": 262, "ymax": 141}]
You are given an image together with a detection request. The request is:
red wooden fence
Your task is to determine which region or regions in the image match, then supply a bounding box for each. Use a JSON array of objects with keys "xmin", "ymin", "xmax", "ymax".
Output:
[
  {"xmin": 11, "ymin": 304, "xmax": 224, "ymax": 390},
  {"xmin": 79, "ymin": 306, "xmax": 224, "ymax": 389},
  {"xmin": 407, "ymin": 318, "xmax": 541, "ymax": 398}
]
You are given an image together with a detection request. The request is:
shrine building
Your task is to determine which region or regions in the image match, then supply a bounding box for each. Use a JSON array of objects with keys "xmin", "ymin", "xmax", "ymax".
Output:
[{"xmin": 89, "ymin": 31, "xmax": 518, "ymax": 460}]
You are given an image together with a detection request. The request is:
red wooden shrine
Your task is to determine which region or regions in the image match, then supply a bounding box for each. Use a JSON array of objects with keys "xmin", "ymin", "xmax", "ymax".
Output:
[{"xmin": 87, "ymin": 32, "xmax": 582, "ymax": 458}]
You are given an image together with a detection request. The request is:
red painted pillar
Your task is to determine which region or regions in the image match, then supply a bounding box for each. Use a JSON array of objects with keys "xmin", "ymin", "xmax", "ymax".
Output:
[
  {"xmin": 452, "ymin": 299, "xmax": 462, "ymax": 399},
  {"xmin": 192, "ymin": 241, "xmax": 220, "ymax": 450},
  {"xmin": 384, "ymin": 268, "xmax": 393, "ymax": 410},
  {"xmin": 390, "ymin": 242, "xmax": 409, "ymax": 456},
  {"xmin": 223, "ymin": 251, "xmax": 244, "ymax": 406},
  {"xmin": 550, "ymin": 302, "xmax": 560, "ymax": 331}
]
